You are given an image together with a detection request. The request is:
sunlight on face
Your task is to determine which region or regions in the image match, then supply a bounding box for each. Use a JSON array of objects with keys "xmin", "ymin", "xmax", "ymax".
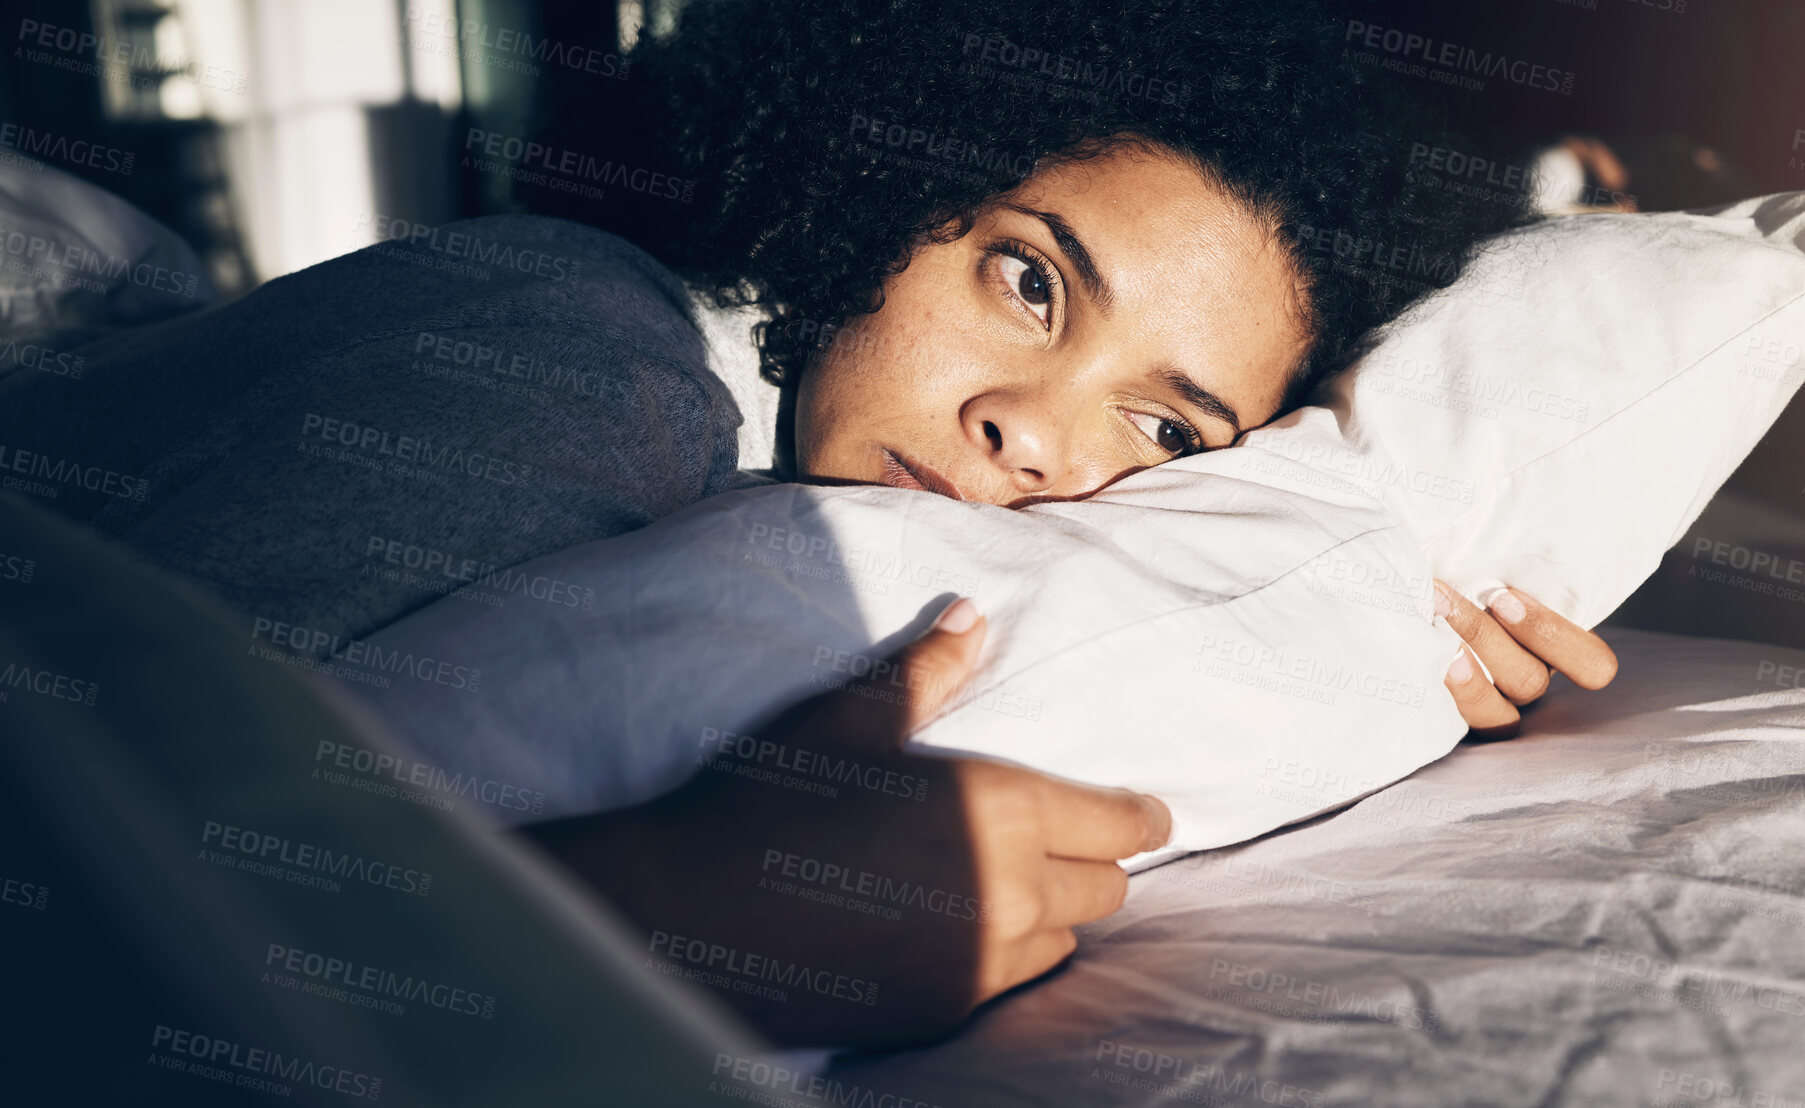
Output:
[{"xmin": 794, "ymin": 138, "xmax": 1312, "ymax": 507}]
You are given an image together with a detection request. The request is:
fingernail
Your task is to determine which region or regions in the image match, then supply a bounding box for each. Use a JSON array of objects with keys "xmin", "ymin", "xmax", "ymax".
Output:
[
  {"xmin": 930, "ymin": 597, "xmax": 980, "ymax": 635},
  {"xmin": 1140, "ymin": 795, "xmax": 1172, "ymax": 851},
  {"xmin": 1432, "ymin": 582, "xmax": 1451, "ymax": 619},
  {"xmin": 1447, "ymin": 651, "xmax": 1474, "ymax": 682},
  {"xmin": 1490, "ymin": 589, "xmax": 1527, "ymax": 624}
]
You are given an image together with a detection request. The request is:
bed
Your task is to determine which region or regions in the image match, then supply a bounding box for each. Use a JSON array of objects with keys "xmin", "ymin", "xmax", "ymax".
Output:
[
  {"xmin": 10, "ymin": 480, "xmax": 1805, "ymax": 1106},
  {"xmin": 7, "ymin": 148, "xmax": 1805, "ymax": 1107},
  {"xmin": 815, "ymin": 627, "xmax": 1805, "ymax": 1108}
]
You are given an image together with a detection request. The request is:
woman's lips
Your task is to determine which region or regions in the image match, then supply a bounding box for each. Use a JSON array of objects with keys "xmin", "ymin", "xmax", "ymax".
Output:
[{"xmin": 880, "ymin": 449, "xmax": 964, "ymax": 500}]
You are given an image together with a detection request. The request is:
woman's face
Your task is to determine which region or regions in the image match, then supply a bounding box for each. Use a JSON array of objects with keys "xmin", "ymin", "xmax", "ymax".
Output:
[{"xmin": 794, "ymin": 140, "xmax": 1312, "ymax": 507}]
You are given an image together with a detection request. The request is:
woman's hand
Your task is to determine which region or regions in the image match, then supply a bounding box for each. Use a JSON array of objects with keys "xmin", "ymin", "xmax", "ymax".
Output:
[
  {"xmin": 1435, "ymin": 581, "xmax": 1619, "ymax": 739},
  {"xmin": 521, "ymin": 599, "xmax": 1171, "ymax": 1048}
]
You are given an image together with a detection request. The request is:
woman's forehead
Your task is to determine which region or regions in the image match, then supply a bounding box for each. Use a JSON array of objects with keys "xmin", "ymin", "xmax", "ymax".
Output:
[{"xmin": 1007, "ymin": 144, "xmax": 1269, "ymax": 256}]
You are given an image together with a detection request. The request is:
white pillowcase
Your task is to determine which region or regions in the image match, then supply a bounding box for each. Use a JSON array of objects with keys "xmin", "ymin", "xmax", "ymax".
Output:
[
  {"xmin": 0, "ymin": 151, "xmax": 214, "ymax": 343},
  {"xmin": 361, "ymin": 426, "xmax": 1465, "ymax": 862},
  {"xmin": 1313, "ymin": 192, "xmax": 1805, "ymax": 627},
  {"xmin": 356, "ymin": 193, "xmax": 1805, "ymax": 861}
]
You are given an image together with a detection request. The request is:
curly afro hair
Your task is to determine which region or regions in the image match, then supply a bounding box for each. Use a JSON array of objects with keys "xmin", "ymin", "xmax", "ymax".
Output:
[{"xmin": 616, "ymin": 0, "xmax": 1530, "ymax": 467}]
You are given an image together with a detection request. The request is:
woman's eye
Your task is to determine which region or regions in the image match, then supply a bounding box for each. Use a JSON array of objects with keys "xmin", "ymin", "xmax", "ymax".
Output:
[
  {"xmin": 1126, "ymin": 411, "xmax": 1198, "ymax": 456},
  {"xmin": 998, "ymin": 254, "xmax": 1052, "ymax": 326}
]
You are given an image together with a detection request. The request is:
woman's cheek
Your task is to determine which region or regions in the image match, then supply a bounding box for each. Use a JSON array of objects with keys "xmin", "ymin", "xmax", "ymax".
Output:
[
  {"xmin": 792, "ymin": 366, "xmax": 845, "ymax": 475},
  {"xmin": 792, "ymin": 336, "xmax": 899, "ymax": 474}
]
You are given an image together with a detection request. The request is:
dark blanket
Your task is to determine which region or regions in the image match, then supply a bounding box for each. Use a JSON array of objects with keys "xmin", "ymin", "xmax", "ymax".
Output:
[{"xmin": 0, "ymin": 215, "xmax": 742, "ymax": 653}]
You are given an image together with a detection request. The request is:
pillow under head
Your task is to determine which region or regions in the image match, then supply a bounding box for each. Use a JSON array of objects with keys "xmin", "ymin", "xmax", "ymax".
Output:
[
  {"xmin": 1299, "ymin": 192, "xmax": 1805, "ymax": 627},
  {"xmin": 355, "ymin": 194, "xmax": 1805, "ymax": 860}
]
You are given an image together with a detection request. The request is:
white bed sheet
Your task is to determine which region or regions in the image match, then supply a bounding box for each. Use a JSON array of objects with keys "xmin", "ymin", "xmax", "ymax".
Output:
[{"xmin": 816, "ymin": 628, "xmax": 1805, "ymax": 1108}]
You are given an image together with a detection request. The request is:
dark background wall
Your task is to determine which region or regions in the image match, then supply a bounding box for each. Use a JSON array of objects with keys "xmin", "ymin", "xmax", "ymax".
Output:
[
  {"xmin": 3, "ymin": 0, "xmax": 1800, "ymax": 292},
  {"xmin": 1359, "ymin": 0, "xmax": 1804, "ymax": 202}
]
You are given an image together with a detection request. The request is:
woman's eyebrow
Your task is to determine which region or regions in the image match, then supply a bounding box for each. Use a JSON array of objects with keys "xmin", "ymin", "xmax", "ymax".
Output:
[
  {"xmin": 999, "ymin": 203, "xmax": 1236, "ymax": 433},
  {"xmin": 1157, "ymin": 368, "xmax": 1241, "ymax": 432},
  {"xmin": 1001, "ymin": 203, "xmax": 1116, "ymax": 315}
]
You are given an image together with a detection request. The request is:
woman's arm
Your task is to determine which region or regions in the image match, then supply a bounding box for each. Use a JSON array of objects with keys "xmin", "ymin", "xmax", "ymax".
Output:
[{"xmin": 519, "ymin": 600, "xmax": 1171, "ymax": 1048}]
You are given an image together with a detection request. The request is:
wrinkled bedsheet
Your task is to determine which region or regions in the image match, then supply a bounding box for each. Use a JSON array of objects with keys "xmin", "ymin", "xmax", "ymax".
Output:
[{"xmin": 822, "ymin": 628, "xmax": 1805, "ymax": 1108}]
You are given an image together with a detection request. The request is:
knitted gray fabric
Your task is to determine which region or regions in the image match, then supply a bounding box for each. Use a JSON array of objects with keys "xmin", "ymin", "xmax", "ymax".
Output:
[{"xmin": 0, "ymin": 215, "xmax": 743, "ymax": 654}]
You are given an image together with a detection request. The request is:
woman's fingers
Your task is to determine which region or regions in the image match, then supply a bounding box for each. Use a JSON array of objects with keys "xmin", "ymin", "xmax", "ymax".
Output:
[
  {"xmin": 1028, "ymin": 773, "xmax": 1172, "ymax": 861},
  {"xmin": 1444, "ymin": 644, "xmax": 1521, "ymax": 739},
  {"xmin": 1481, "ymin": 587, "xmax": 1619, "ymax": 691},
  {"xmin": 821, "ymin": 596, "xmax": 989, "ymax": 742},
  {"xmin": 1037, "ymin": 856, "xmax": 1130, "ymax": 929},
  {"xmin": 889, "ymin": 597, "xmax": 989, "ymax": 730},
  {"xmin": 992, "ymin": 927, "xmax": 1079, "ymax": 997},
  {"xmin": 1435, "ymin": 581, "xmax": 1550, "ymax": 705},
  {"xmin": 1433, "ymin": 579, "xmax": 1619, "ymax": 738}
]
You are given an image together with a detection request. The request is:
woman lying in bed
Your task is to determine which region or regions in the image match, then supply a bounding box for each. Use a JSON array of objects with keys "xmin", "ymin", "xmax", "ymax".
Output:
[
  {"xmin": 0, "ymin": 0, "xmax": 1615, "ymax": 1052},
  {"xmin": 522, "ymin": 0, "xmax": 1617, "ymax": 1046}
]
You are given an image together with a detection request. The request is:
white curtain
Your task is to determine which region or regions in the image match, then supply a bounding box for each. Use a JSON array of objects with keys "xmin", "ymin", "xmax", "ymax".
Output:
[{"xmin": 95, "ymin": 0, "xmax": 462, "ymax": 280}]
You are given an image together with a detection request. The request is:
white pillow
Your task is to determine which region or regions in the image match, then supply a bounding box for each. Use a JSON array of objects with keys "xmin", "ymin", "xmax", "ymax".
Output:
[
  {"xmin": 688, "ymin": 294, "xmax": 780, "ymax": 471},
  {"xmin": 0, "ymin": 151, "xmax": 214, "ymax": 344},
  {"xmin": 359, "ymin": 425, "xmax": 1465, "ymax": 862},
  {"xmin": 355, "ymin": 194, "xmax": 1805, "ymax": 861},
  {"xmin": 1314, "ymin": 192, "xmax": 1805, "ymax": 627}
]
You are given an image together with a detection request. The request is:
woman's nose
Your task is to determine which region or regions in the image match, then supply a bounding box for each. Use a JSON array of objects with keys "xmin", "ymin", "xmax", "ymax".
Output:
[{"xmin": 959, "ymin": 391, "xmax": 1068, "ymax": 493}]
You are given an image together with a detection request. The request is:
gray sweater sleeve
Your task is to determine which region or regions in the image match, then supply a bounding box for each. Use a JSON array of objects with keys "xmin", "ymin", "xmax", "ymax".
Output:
[{"xmin": 0, "ymin": 215, "xmax": 743, "ymax": 652}]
